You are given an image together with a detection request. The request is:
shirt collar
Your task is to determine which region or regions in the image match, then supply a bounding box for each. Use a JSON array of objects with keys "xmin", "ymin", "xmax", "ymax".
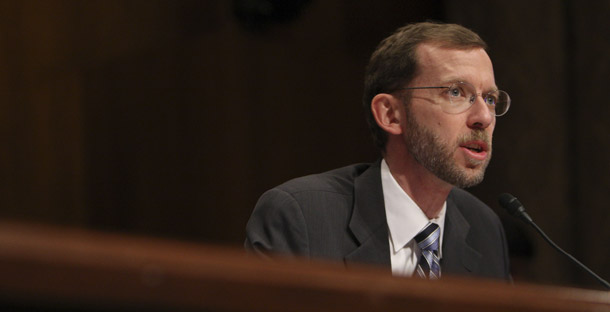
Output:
[{"xmin": 381, "ymin": 159, "xmax": 446, "ymax": 255}]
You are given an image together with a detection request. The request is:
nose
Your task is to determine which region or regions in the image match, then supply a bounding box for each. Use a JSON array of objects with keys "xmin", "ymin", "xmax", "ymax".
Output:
[{"xmin": 466, "ymin": 95, "xmax": 494, "ymax": 129}]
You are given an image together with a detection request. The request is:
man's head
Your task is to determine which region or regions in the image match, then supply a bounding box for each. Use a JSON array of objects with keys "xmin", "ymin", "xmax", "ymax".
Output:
[
  {"xmin": 363, "ymin": 22, "xmax": 488, "ymax": 151},
  {"xmin": 364, "ymin": 22, "xmax": 505, "ymax": 188}
]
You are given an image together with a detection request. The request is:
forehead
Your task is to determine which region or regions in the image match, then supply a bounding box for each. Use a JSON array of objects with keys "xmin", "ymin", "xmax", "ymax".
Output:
[{"xmin": 413, "ymin": 43, "xmax": 496, "ymax": 88}]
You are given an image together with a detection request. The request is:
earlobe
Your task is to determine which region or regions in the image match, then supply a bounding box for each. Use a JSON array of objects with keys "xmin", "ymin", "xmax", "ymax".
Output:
[{"xmin": 371, "ymin": 93, "xmax": 403, "ymax": 135}]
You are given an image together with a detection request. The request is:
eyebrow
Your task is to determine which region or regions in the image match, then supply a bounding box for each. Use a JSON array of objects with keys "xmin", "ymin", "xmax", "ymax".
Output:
[{"xmin": 440, "ymin": 79, "xmax": 499, "ymax": 93}]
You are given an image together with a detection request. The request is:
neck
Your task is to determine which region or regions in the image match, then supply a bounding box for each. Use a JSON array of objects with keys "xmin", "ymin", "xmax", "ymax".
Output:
[{"xmin": 384, "ymin": 147, "xmax": 452, "ymax": 219}]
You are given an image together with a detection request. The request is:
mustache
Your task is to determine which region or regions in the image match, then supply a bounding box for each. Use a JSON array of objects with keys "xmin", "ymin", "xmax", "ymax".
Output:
[{"xmin": 457, "ymin": 130, "xmax": 491, "ymax": 147}]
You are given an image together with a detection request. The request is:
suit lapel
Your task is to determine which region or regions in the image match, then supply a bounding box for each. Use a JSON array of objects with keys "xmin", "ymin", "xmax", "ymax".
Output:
[
  {"xmin": 344, "ymin": 161, "xmax": 391, "ymax": 269},
  {"xmin": 442, "ymin": 190, "xmax": 482, "ymax": 275},
  {"xmin": 342, "ymin": 164, "xmax": 482, "ymax": 274}
]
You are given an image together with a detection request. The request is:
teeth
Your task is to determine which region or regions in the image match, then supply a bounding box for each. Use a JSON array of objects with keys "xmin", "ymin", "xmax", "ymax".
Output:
[{"xmin": 463, "ymin": 144, "xmax": 483, "ymax": 152}]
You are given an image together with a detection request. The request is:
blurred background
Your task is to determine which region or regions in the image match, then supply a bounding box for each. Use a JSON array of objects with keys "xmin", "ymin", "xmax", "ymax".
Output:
[{"xmin": 0, "ymin": 0, "xmax": 608, "ymax": 289}]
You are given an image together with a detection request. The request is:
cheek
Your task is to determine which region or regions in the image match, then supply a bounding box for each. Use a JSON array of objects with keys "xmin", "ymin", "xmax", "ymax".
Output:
[{"xmin": 488, "ymin": 124, "xmax": 496, "ymax": 138}]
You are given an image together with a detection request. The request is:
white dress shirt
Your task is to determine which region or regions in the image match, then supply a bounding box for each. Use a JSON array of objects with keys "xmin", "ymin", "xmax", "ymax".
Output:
[{"xmin": 381, "ymin": 159, "xmax": 446, "ymax": 276}]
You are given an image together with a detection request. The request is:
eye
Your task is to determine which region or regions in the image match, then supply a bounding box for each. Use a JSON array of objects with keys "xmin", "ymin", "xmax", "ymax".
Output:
[
  {"xmin": 485, "ymin": 94, "xmax": 498, "ymax": 105},
  {"xmin": 447, "ymin": 86, "xmax": 464, "ymax": 98}
]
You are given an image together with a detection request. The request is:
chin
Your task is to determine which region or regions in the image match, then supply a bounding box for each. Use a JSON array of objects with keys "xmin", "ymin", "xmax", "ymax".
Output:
[{"xmin": 464, "ymin": 169, "xmax": 486, "ymax": 186}]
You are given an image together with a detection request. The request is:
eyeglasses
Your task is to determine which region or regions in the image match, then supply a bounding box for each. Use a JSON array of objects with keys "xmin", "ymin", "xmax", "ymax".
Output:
[{"xmin": 399, "ymin": 81, "xmax": 511, "ymax": 116}]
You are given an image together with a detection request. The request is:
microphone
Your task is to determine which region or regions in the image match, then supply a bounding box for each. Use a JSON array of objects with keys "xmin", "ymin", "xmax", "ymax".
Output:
[{"xmin": 498, "ymin": 193, "xmax": 610, "ymax": 289}]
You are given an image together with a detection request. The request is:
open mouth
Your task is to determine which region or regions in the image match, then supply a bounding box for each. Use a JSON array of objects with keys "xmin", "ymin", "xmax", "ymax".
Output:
[
  {"xmin": 462, "ymin": 143, "xmax": 484, "ymax": 153},
  {"xmin": 459, "ymin": 141, "xmax": 489, "ymax": 161}
]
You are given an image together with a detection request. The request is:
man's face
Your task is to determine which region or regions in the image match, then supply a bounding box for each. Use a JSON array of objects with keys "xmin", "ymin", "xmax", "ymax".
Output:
[{"xmin": 401, "ymin": 43, "xmax": 497, "ymax": 188}]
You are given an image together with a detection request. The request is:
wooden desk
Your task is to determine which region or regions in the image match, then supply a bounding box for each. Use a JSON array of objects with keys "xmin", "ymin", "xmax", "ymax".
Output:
[{"xmin": 0, "ymin": 221, "xmax": 607, "ymax": 311}]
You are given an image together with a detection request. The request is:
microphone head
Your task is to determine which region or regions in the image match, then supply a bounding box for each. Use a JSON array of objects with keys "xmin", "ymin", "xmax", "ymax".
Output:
[
  {"xmin": 498, "ymin": 193, "xmax": 533, "ymax": 223},
  {"xmin": 498, "ymin": 193, "xmax": 524, "ymax": 217}
]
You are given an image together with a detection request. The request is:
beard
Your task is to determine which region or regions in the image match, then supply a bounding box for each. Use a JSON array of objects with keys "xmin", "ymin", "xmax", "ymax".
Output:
[{"xmin": 403, "ymin": 108, "xmax": 492, "ymax": 188}]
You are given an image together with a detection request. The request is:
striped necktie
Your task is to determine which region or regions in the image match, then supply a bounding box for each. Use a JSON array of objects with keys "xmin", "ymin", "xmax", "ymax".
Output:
[{"xmin": 414, "ymin": 222, "xmax": 441, "ymax": 279}]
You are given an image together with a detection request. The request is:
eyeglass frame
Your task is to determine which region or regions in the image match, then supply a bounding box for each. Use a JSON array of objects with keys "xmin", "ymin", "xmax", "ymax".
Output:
[{"xmin": 396, "ymin": 81, "xmax": 511, "ymax": 117}]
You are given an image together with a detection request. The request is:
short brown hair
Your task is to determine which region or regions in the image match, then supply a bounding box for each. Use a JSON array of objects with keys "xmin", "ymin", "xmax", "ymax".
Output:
[{"xmin": 363, "ymin": 22, "xmax": 488, "ymax": 150}]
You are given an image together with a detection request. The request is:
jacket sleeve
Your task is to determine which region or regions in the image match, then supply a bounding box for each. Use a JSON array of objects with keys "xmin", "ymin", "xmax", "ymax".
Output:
[{"xmin": 244, "ymin": 188, "xmax": 310, "ymax": 258}]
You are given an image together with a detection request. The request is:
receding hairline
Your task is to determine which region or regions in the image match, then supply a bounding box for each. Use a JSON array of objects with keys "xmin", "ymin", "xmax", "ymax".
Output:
[
  {"xmin": 412, "ymin": 40, "xmax": 490, "ymax": 66},
  {"xmin": 417, "ymin": 37, "xmax": 487, "ymax": 51},
  {"xmin": 409, "ymin": 41, "xmax": 492, "ymax": 84}
]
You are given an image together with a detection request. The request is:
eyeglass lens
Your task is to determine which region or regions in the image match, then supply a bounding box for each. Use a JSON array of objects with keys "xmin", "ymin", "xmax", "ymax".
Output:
[{"xmin": 445, "ymin": 82, "xmax": 510, "ymax": 116}]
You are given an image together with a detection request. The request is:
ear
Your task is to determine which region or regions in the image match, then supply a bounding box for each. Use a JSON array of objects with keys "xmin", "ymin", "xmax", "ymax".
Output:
[{"xmin": 371, "ymin": 93, "xmax": 403, "ymax": 135}]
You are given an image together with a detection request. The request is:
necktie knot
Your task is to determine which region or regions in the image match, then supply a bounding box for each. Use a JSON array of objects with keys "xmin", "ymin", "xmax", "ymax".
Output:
[{"xmin": 414, "ymin": 222, "xmax": 441, "ymax": 279}]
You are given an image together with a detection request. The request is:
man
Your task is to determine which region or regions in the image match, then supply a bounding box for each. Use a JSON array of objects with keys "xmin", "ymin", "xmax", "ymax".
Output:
[{"xmin": 245, "ymin": 22, "xmax": 511, "ymax": 281}]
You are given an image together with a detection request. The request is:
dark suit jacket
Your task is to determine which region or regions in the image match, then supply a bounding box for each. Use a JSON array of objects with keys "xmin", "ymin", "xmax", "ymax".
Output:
[{"xmin": 245, "ymin": 161, "xmax": 511, "ymax": 281}]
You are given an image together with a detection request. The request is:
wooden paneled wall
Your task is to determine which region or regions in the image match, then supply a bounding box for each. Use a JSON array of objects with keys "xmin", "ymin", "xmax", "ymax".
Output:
[{"xmin": 0, "ymin": 0, "xmax": 608, "ymax": 288}]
